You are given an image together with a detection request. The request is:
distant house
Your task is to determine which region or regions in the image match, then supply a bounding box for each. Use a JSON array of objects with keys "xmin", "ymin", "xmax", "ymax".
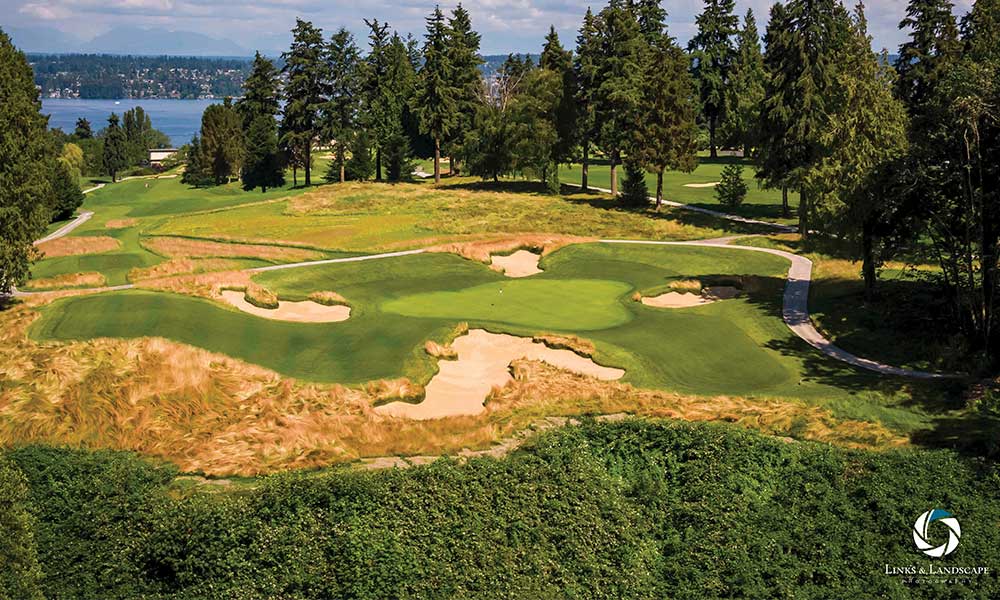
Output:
[{"xmin": 148, "ymin": 148, "xmax": 178, "ymax": 167}]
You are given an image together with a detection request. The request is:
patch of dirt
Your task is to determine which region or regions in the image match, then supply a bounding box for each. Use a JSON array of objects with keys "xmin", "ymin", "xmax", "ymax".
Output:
[
  {"xmin": 491, "ymin": 250, "xmax": 543, "ymax": 277},
  {"xmin": 24, "ymin": 272, "xmax": 106, "ymax": 290},
  {"xmin": 376, "ymin": 329, "xmax": 625, "ymax": 420},
  {"xmin": 36, "ymin": 236, "xmax": 120, "ymax": 258},
  {"xmin": 144, "ymin": 236, "xmax": 323, "ymax": 262},
  {"xmin": 105, "ymin": 218, "xmax": 139, "ymax": 229},
  {"xmin": 218, "ymin": 290, "xmax": 351, "ymax": 323}
]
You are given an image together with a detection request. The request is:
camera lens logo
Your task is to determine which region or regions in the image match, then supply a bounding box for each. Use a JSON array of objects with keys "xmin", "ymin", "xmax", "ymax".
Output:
[{"xmin": 913, "ymin": 509, "xmax": 961, "ymax": 558}]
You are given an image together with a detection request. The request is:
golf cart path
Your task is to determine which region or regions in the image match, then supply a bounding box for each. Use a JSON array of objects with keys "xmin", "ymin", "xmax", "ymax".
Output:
[{"xmin": 34, "ymin": 210, "xmax": 96, "ymax": 245}]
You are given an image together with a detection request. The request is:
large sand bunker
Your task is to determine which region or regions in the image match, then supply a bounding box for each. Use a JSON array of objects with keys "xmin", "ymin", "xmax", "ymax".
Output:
[
  {"xmin": 490, "ymin": 250, "xmax": 543, "ymax": 277},
  {"xmin": 377, "ymin": 329, "xmax": 624, "ymax": 420},
  {"xmin": 641, "ymin": 286, "xmax": 740, "ymax": 308},
  {"xmin": 219, "ymin": 290, "xmax": 351, "ymax": 323}
]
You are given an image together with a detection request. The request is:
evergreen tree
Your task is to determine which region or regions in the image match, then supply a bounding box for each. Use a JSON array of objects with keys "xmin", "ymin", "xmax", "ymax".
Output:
[
  {"xmin": 282, "ymin": 19, "xmax": 327, "ymax": 187},
  {"xmin": 894, "ymin": 0, "xmax": 961, "ymax": 111},
  {"xmin": 539, "ymin": 26, "xmax": 578, "ymax": 166},
  {"xmin": 122, "ymin": 106, "xmax": 153, "ymax": 166},
  {"xmin": 242, "ymin": 115, "xmax": 285, "ymax": 193},
  {"xmin": 181, "ymin": 134, "xmax": 211, "ymax": 187},
  {"xmin": 724, "ymin": 9, "xmax": 766, "ymax": 156},
  {"xmin": 73, "ymin": 118, "xmax": 92, "ymax": 139},
  {"xmin": 236, "ymin": 52, "xmax": 282, "ymax": 130},
  {"xmin": 687, "ymin": 0, "xmax": 739, "ymax": 158},
  {"xmin": 50, "ymin": 161, "xmax": 84, "ymax": 220},
  {"xmin": 324, "ymin": 28, "xmax": 362, "ymax": 183},
  {"xmin": 619, "ymin": 160, "xmax": 649, "ymax": 207},
  {"xmin": 102, "ymin": 113, "xmax": 128, "ymax": 182},
  {"xmin": 446, "ymin": 3, "xmax": 483, "ymax": 176},
  {"xmin": 808, "ymin": 5, "xmax": 909, "ymax": 298},
  {"xmin": 634, "ymin": 0, "xmax": 668, "ymax": 42},
  {"xmin": 414, "ymin": 6, "xmax": 459, "ymax": 184},
  {"xmin": 344, "ymin": 129, "xmax": 375, "ymax": 181},
  {"xmin": 0, "ymin": 29, "xmax": 54, "ymax": 294},
  {"xmin": 200, "ymin": 98, "xmax": 243, "ymax": 184},
  {"xmin": 593, "ymin": 0, "xmax": 644, "ymax": 196},
  {"xmin": 632, "ymin": 38, "xmax": 699, "ymax": 209},
  {"xmin": 574, "ymin": 8, "xmax": 601, "ymax": 191},
  {"xmin": 384, "ymin": 130, "xmax": 415, "ymax": 182},
  {"xmin": 361, "ymin": 19, "xmax": 393, "ymax": 180},
  {"xmin": 509, "ymin": 66, "xmax": 561, "ymax": 191},
  {"xmin": 757, "ymin": 0, "xmax": 851, "ymax": 231},
  {"xmin": 716, "ymin": 162, "xmax": 748, "ymax": 207}
]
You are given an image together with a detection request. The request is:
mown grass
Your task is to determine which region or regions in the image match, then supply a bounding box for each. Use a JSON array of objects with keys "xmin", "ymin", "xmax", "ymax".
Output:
[{"xmin": 559, "ymin": 156, "xmax": 797, "ymax": 223}]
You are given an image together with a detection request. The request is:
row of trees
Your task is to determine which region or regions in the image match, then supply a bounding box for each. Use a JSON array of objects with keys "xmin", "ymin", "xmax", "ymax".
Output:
[{"xmin": 0, "ymin": 30, "xmax": 86, "ymax": 294}]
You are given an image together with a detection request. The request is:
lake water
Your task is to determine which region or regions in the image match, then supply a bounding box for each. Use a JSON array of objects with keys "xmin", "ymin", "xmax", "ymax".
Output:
[{"xmin": 41, "ymin": 98, "xmax": 221, "ymax": 147}]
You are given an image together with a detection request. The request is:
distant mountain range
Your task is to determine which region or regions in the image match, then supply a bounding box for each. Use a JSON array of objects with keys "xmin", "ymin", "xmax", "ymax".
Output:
[{"xmin": 7, "ymin": 25, "xmax": 252, "ymax": 57}]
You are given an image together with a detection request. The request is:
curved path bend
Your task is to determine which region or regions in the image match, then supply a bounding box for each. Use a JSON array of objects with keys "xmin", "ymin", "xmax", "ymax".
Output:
[{"xmin": 14, "ymin": 180, "xmax": 951, "ymax": 379}]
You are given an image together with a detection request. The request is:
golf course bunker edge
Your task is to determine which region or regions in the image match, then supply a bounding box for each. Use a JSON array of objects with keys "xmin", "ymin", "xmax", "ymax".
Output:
[
  {"xmin": 490, "ymin": 249, "xmax": 543, "ymax": 277},
  {"xmin": 376, "ymin": 329, "xmax": 625, "ymax": 420},
  {"xmin": 219, "ymin": 290, "xmax": 351, "ymax": 323}
]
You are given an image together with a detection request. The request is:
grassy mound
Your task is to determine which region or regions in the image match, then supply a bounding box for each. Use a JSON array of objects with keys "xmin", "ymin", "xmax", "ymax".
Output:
[{"xmin": 4, "ymin": 420, "xmax": 999, "ymax": 598}]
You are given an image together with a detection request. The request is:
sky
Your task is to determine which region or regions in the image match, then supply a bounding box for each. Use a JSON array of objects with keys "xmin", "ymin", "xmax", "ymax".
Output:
[{"xmin": 2, "ymin": 0, "xmax": 977, "ymax": 56}]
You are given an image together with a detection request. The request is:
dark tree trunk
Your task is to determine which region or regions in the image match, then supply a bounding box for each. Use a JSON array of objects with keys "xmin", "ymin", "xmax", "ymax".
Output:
[
  {"xmin": 655, "ymin": 171, "xmax": 664, "ymax": 211},
  {"xmin": 339, "ymin": 143, "xmax": 346, "ymax": 183},
  {"xmin": 581, "ymin": 140, "xmax": 589, "ymax": 192},
  {"xmin": 293, "ymin": 166, "xmax": 298, "ymax": 188},
  {"xmin": 304, "ymin": 144, "xmax": 311, "ymax": 187},
  {"xmin": 798, "ymin": 188, "xmax": 809, "ymax": 238},
  {"xmin": 375, "ymin": 147, "xmax": 382, "ymax": 182},
  {"xmin": 610, "ymin": 151, "xmax": 619, "ymax": 196},
  {"xmin": 434, "ymin": 137, "xmax": 441, "ymax": 185},
  {"xmin": 781, "ymin": 185, "xmax": 790, "ymax": 218},
  {"xmin": 709, "ymin": 116, "xmax": 718, "ymax": 159},
  {"xmin": 862, "ymin": 219, "xmax": 877, "ymax": 301}
]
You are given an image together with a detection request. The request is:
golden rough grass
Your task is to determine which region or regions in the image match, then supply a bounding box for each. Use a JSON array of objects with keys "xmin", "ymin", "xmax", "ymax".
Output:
[
  {"xmin": 531, "ymin": 333, "xmax": 596, "ymax": 357},
  {"xmin": 105, "ymin": 218, "xmax": 139, "ymax": 229},
  {"xmin": 135, "ymin": 270, "xmax": 254, "ymax": 300},
  {"xmin": 489, "ymin": 360, "xmax": 908, "ymax": 450},
  {"xmin": 24, "ymin": 272, "xmax": 106, "ymax": 290},
  {"xmin": 669, "ymin": 279, "xmax": 703, "ymax": 292},
  {"xmin": 0, "ymin": 301, "xmax": 905, "ymax": 476},
  {"xmin": 36, "ymin": 236, "xmax": 120, "ymax": 258},
  {"xmin": 308, "ymin": 290, "xmax": 349, "ymax": 306},
  {"xmin": 242, "ymin": 283, "xmax": 279, "ymax": 309},
  {"xmin": 425, "ymin": 340, "xmax": 458, "ymax": 360},
  {"xmin": 427, "ymin": 233, "xmax": 593, "ymax": 263},
  {"xmin": 129, "ymin": 258, "xmax": 245, "ymax": 282},
  {"xmin": 144, "ymin": 236, "xmax": 323, "ymax": 262}
]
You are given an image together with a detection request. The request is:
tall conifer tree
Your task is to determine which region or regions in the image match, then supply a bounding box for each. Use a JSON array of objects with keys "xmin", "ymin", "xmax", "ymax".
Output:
[
  {"xmin": 725, "ymin": 9, "xmax": 766, "ymax": 156},
  {"xmin": 894, "ymin": 0, "xmax": 961, "ymax": 111},
  {"xmin": 574, "ymin": 8, "xmax": 601, "ymax": 191},
  {"xmin": 282, "ymin": 19, "xmax": 326, "ymax": 187},
  {"xmin": 102, "ymin": 113, "xmax": 128, "ymax": 183},
  {"xmin": 540, "ymin": 27, "xmax": 578, "ymax": 166},
  {"xmin": 687, "ymin": 0, "xmax": 738, "ymax": 158},
  {"xmin": 323, "ymin": 28, "xmax": 362, "ymax": 183},
  {"xmin": 446, "ymin": 4, "xmax": 482, "ymax": 176},
  {"xmin": 414, "ymin": 6, "xmax": 458, "ymax": 184}
]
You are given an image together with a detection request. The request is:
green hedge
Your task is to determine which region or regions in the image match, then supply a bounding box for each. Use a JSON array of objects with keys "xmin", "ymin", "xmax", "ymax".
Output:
[{"xmin": 4, "ymin": 421, "xmax": 1000, "ymax": 599}]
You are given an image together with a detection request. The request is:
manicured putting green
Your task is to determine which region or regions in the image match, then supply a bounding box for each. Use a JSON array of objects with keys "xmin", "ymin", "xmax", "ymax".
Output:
[{"xmin": 381, "ymin": 279, "xmax": 633, "ymax": 331}]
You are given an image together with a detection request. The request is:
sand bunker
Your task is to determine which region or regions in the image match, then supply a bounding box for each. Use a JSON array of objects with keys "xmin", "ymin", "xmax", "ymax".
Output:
[
  {"xmin": 377, "ymin": 329, "xmax": 624, "ymax": 420},
  {"xmin": 641, "ymin": 286, "xmax": 740, "ymax": 308},
  {"xmin": 683, "ymin": 182, "xmax": 720, "ymax": 188},
  {"xmin": 218, "ymin": 290, "xmax": 350, "ymax": 323},
  {"xmin": 490, "ymin": 250, "xmax": 543, "ymax": 277}
]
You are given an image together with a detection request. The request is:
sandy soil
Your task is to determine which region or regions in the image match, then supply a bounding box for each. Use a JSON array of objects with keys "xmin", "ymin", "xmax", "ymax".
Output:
[
  {"xmin": 219, "ymin": 290, "xmax": 351, "ymax": 323},
  {"xmin": 683, "ymin": 182, "xmax": 720, "ymax": 188},
  {"xmin": 376, "ymin": 329, "xmax": 624, "ymax": 420},
  {"xmin": 490, "ymin": 250, "xmax": 543, "ymax": 277},
  {"xmin": 641, "ymin": 286, "xmax": 740, "ymax": 308}
]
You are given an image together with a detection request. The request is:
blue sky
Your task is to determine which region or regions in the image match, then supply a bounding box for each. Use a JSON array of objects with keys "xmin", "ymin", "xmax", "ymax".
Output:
[{"xmin": 3, "ymin": 0, "xmax": 976, "ymax": 56}]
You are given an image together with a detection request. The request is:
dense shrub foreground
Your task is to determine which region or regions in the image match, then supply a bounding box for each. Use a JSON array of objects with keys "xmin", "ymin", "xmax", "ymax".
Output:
[{"xmin": 2, "ymin": 420, "xmax": 1000, "ymax": 599}]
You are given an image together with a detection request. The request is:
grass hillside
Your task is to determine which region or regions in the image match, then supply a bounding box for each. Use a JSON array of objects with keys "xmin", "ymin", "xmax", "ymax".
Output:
[{"xmin": 3, "ymin": 419, "xmax": 999, "ymax": 599}]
